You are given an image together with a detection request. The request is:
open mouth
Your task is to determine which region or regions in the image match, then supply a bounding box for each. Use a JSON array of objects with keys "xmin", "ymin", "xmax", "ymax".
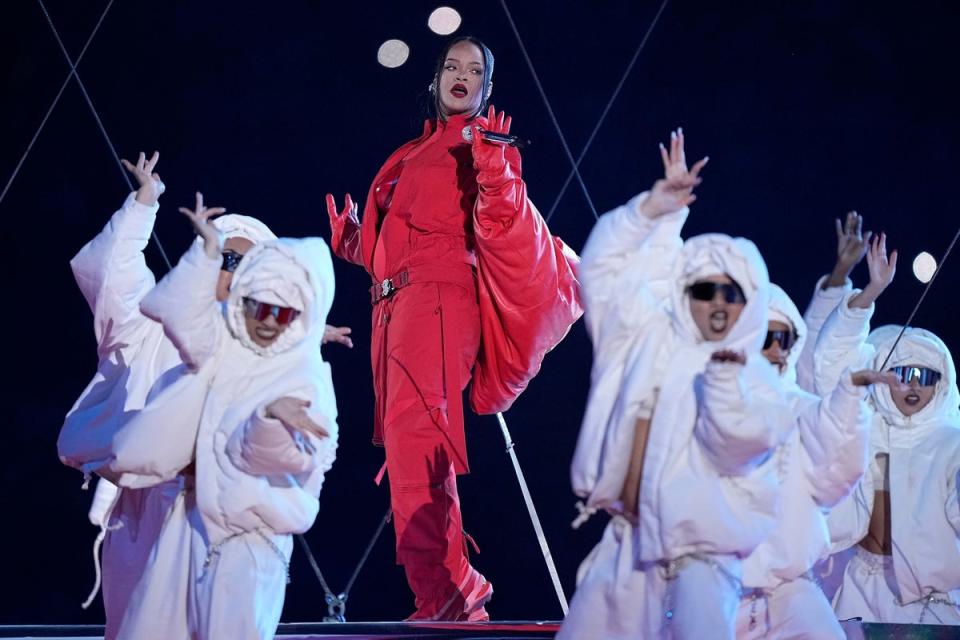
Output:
[
  {"xmin": 709, "ymin": 310, "xmax": 728, "ymax": 333},
  {"xmin": 450, "ymin": 83, "xmax": 468, "ymax": 99},
  {"xmin": 904, "ymin": 393, "xmax": 921, "ymax": 405},
  {"xmin": 256, "ymin": 327, "xmax": 278, "ymax": 340}
]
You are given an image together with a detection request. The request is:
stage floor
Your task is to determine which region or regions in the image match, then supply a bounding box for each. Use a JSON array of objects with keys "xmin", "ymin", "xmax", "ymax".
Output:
[{"xmin": 1, "ymin": 620, "xmax": 958, "ymax": 639}]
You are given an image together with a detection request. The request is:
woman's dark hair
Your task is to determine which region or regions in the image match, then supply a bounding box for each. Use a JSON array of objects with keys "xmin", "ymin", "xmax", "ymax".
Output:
[{"xmin": 429, "ymin": 36, "xmax": 494, "ymax": 119}]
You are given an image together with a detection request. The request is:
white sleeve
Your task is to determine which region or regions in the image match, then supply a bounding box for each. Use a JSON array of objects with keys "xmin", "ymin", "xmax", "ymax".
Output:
[
  {"xmin": 796, "ymin": 275, "xmax": 851, "ymax": 393},
  {"xmin": 797, "ymin": 371, "xmax": 871, "ymax": 508},
  {"xmin": 696, "ymin": 359, "xmax": 794, "ymax": 476},
  {"xmin": 70, "ymin": 193, "xmax": 160, "ymax": 351},
  {"xmin": 139, "ymin": 242, "xmax": 223, "ymax": 371},
  {"xmin": 226, "ymin": 404, "xmax": 334, "ymax": 478},
  {"xmin": 87, "ymin": 478, "xmax": 120, "ymax": 527},
  {"xmin": 827, "ymin": 475, "xmax": 875, "ymax": 552},
  {"xmin": 947, "ymin": 463, "xmax": 960, "ymax": 537},
  {"xmin": 813, "ymin": 290, "xmax": 875, "ymax": 397},
  {"xmin": 580, "ymin": 193, "xmax": 687, "ymax": 341}
]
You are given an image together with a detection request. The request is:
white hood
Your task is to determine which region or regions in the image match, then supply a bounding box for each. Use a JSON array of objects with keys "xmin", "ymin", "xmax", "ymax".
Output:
[
  {"xmin": 668, "ymin": 233, "xmax": 770, "ymax": 351},
  {"xmin": 767, "ymin": 283, "xmax": 807, "ymax": 387},
  {"xmin": 225, "ymin": 238, "xmax": 334, "ymax": 356},
  {"xmin": 209, "ymin": 213, "xmax": 277, "ymax": 244},
  {"xmin": 868, "ymin": 325, "xmax": 960, "ymax": 431}
]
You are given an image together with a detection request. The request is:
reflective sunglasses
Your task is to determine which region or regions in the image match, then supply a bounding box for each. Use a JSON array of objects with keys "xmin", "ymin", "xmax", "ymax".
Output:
[
  {"xmin": 888, "ymin": 366, "xmax": 941, "ymax": 387},
  {"xmin": 242, "ymin": 297, "xmax": 301, "ymax": 325},
  {"xmin": 763, "ymin": 329, "xmax": 797, "ymax": 351},
  {"xmin": 687, "ymin": 281, "xmax": 746, "ymax": 304},
  {"xmin": 221, "ymin": 250, "xmax": 244, "ymax": 273}
]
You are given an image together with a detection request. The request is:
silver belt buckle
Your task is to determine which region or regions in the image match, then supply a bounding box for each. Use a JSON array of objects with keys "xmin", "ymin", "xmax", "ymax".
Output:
[{"xmin": 380, "ymin": 278, "xmax": 395, "ymax": 298}]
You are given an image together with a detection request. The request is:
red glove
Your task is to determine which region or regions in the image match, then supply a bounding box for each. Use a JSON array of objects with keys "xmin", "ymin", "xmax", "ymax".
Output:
[
  {"xmin": 471, "ymin": 105, "xmax": 513, "ymax": 177},
  {"xmin": 325, "ymin": 193, "xmax": 362, "ymax": 265}
]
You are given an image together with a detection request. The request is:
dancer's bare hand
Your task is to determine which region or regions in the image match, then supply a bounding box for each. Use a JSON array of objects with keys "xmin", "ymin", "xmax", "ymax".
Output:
[
  {"xmin": 322, "ymin": 325, "xmax": 353, "ymax": 348},
  {"xmin": 825, "ymin": 211, "xmax": 872, "ymax": 288},
  {"xmin": 641, "ymin": 128, "xmax": 708, "ymax": 219},
  {"xmin": 710, "ymin": 349, "xmax": 746, "ymax": 365},
  {"xmin": 178, "ymin": 192, "xmax": 226, "ymax": 259},
  {"xmin": 122, "ymin": 151, "xmax": 165, "ymax": 206},
  {"xmin": 266, "ymin": 397, "xmax": 330, "ymax": 439},
  {"xmin": 848, "ymin": 232, "xmax": 897, "ymax": 309},
  {"xmin": 850, "ymin": 369, "xmax": 902, "ymax": 389}
]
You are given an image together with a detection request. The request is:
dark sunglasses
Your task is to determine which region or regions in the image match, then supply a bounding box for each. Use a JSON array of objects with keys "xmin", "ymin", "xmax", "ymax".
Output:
[
  {"xmin": 242, "ymin": 297, "xmax": 301, "ymax": 325},
  {"xmin": 888, "ymin": 366, "xmax": 941, "ymax": 387},
  {"xmin": 221, "ymin": 250, "xmax": 244, "ymax": 273},
  {"xmin": 687, "ymin": 281, "xmax": 746, "ymax": 304},
  {"xmin": 763, "ymin": 329, "xmax": 797, "ymax": 351}
]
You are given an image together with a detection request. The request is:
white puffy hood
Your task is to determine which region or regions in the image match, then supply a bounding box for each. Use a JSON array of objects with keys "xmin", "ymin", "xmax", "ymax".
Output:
[
  {"xmin": 225, "ymin": 238, "xmax": 334, "ymax": 357},
  {"xmin": 669, "ymin": 233, "xmax": 770, "ymax": 351},
  {"xmin": 209, "ymin": 213, "xmax": 277, "ymax": 244},
  {"xmin": 767, "ymin": 284, "xmax": 807, "ymax": 386},
  {"xmin": 868, "ymin": 325, "xmax": 960, "ymax": 430}
]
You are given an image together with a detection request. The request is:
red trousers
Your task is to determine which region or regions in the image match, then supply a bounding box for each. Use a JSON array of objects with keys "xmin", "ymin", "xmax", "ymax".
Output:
[{"xmin": 372, "ymin": 277, "xmax": 492, "ymax": 620}]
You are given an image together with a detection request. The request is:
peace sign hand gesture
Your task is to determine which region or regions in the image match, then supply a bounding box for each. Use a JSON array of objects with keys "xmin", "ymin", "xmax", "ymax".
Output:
[
  {"xmin": 121, "ymin": 151, "xmax": 165, "ymax": 207},
  {"xmin": 178, "ymin": 192, "xmax": 226, "ymax": 259}
]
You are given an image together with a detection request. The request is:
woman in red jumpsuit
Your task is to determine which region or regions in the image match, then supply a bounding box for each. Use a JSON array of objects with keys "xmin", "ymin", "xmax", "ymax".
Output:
[{"xmin": 326, "ymin": 36, "xmax": 582, "ymax": 621}]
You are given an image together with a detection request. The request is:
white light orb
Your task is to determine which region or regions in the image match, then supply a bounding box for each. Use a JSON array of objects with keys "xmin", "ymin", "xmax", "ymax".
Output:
[
  {"xmin": 912, "ymin": 251, "xmax": 937, "ymax": 283},
  {"xmin": 428, "ymin": 7, "xmax": 462, "ymax": 35},
  {"xmin": 377, "ymin": 39, "xmax": 410, "ymax": 68}
]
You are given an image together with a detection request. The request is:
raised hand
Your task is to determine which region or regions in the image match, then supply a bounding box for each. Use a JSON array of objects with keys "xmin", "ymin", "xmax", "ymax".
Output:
[
  {"xmin": 322, "ymin": 324, "xmax": 353, "ymax": 349},
  {"xmin": 178, "ymin": 192, "xmax": 226, "ymax": 259},
  {"xmin": 470, "ymin": 104, "xmax": 512, "ymax": 173},
  {"xmin": 848, "ymin": 232, "xmax": 898, "ymax": 309},
  {"xmin": 266, "ymin": 397, "xmax": 330, "ymax": 439},
  {"xmin": 659, "ymin": 127, "xmax": 709, "ymax": 182},
  {"xmin": 640, "ymin": 128, "xmax": 708, "ymax": 219},
  {"xmin": 325, "ymin": 193, "xmax": 359, "ymax": 231},
  {"xmin": 121, "ymin": 151, "xmax": 165, "ymax": 206},
  {"xmin": 851, "ymin": 369, "xmax": 904, "ymax": 389},
  {"xmin": 825, "ymin": 211, "xmax": 872, "ymax": 288}
]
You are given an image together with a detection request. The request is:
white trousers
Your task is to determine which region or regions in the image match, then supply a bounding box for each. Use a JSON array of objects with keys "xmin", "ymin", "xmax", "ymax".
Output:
[
  {"xmin": 834, "ymin": 547, "xmax": 960, "ymax": 625},
  {"xmin": 558, "ymin": 517, "xmax": 741, "ymax": 640},
  {"xmin": 102, "ymin": 480, "xmax": 184, "ymax": 640},
  {"xmin": 736, "ymin": 577, "xmax": 844, "ymax": 640},
  {"xmin": 187, "ymin": 500, "xmax": 293, "ymax": 640}
]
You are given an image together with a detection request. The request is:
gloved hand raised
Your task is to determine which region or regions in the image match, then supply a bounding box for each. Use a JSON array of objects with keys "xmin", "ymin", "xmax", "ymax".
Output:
[{"xmin": 471, "ymin": 104, "xmax": 513, "ymax": 175}]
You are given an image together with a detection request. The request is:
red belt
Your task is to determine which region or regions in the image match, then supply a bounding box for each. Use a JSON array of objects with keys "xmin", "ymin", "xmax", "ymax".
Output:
[{"xmin": 369, "ymin": 265, "xmax": 475, "ymax": 304}]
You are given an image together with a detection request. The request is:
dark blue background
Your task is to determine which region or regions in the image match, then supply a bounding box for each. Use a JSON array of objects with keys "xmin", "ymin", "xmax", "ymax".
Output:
[{"xmin": 3, "ymin": 0, "xmax": 957, "ymax": 624}]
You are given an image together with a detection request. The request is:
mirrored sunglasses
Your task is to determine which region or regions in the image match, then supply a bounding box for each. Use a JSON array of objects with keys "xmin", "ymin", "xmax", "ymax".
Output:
[
  {"xmin": 243, "ymin": 297, "xmax": 301, "ymax": 325},
  {"xmin": 888, "ymin": 366, "xmax": 941, "ymax": 387}
]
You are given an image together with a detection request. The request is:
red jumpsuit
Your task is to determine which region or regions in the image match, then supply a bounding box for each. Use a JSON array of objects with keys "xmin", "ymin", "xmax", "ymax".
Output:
[{"xmin": 330, "ymin": 113, "xmax": 582, "ymax": 620}]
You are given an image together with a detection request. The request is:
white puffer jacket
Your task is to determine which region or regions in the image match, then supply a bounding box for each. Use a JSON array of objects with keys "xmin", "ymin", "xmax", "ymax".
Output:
[
  {"xmin": 105, "ymin": 237, "xmax": 339, "ymax": 542},
  {"xmin": 820, "ymin": 312, "xmax": 960, "ymax": 605},
  {"xmin": 58, "ymin": 194, "xmax": 276, "ymax": 482},
  {"xmin": 571, "ymin": 193, "xmax": 795, "ymax": 562},
  {"xmin": 741, "ymin": 285, "xmax": 871, "ymax": 590}
]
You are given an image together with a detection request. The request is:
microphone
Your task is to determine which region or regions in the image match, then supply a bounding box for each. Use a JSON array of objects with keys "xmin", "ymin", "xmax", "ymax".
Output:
[{"xmin": 461, "ymin": 125, "xmax": 530, "ymax": 148}]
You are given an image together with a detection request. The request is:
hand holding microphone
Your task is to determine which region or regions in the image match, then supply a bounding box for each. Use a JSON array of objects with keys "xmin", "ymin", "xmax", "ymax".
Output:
[{"xmin": 470, "ymin": 105, "xmax": 528, "ymax": 175}]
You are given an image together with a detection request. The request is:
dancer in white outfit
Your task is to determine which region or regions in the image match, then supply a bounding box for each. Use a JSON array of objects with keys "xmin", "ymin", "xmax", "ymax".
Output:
[
  {"xmin": 57, "ymin": 152, "xmax": 278, "ymax": 639},
  {"xmin": 561, "ymin": 130, "xmax": 796, "ymax": 640},
  {"xmin": 101, "ymin": 193, "xmax": 340, "ymax": 639},
  {"xmin": 735, "ymin": 271, "xmax": 898, "ymax": 639},
  {"xmin": 817, "ymin": 256, "xmax": 960, "ymax": 624}
]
